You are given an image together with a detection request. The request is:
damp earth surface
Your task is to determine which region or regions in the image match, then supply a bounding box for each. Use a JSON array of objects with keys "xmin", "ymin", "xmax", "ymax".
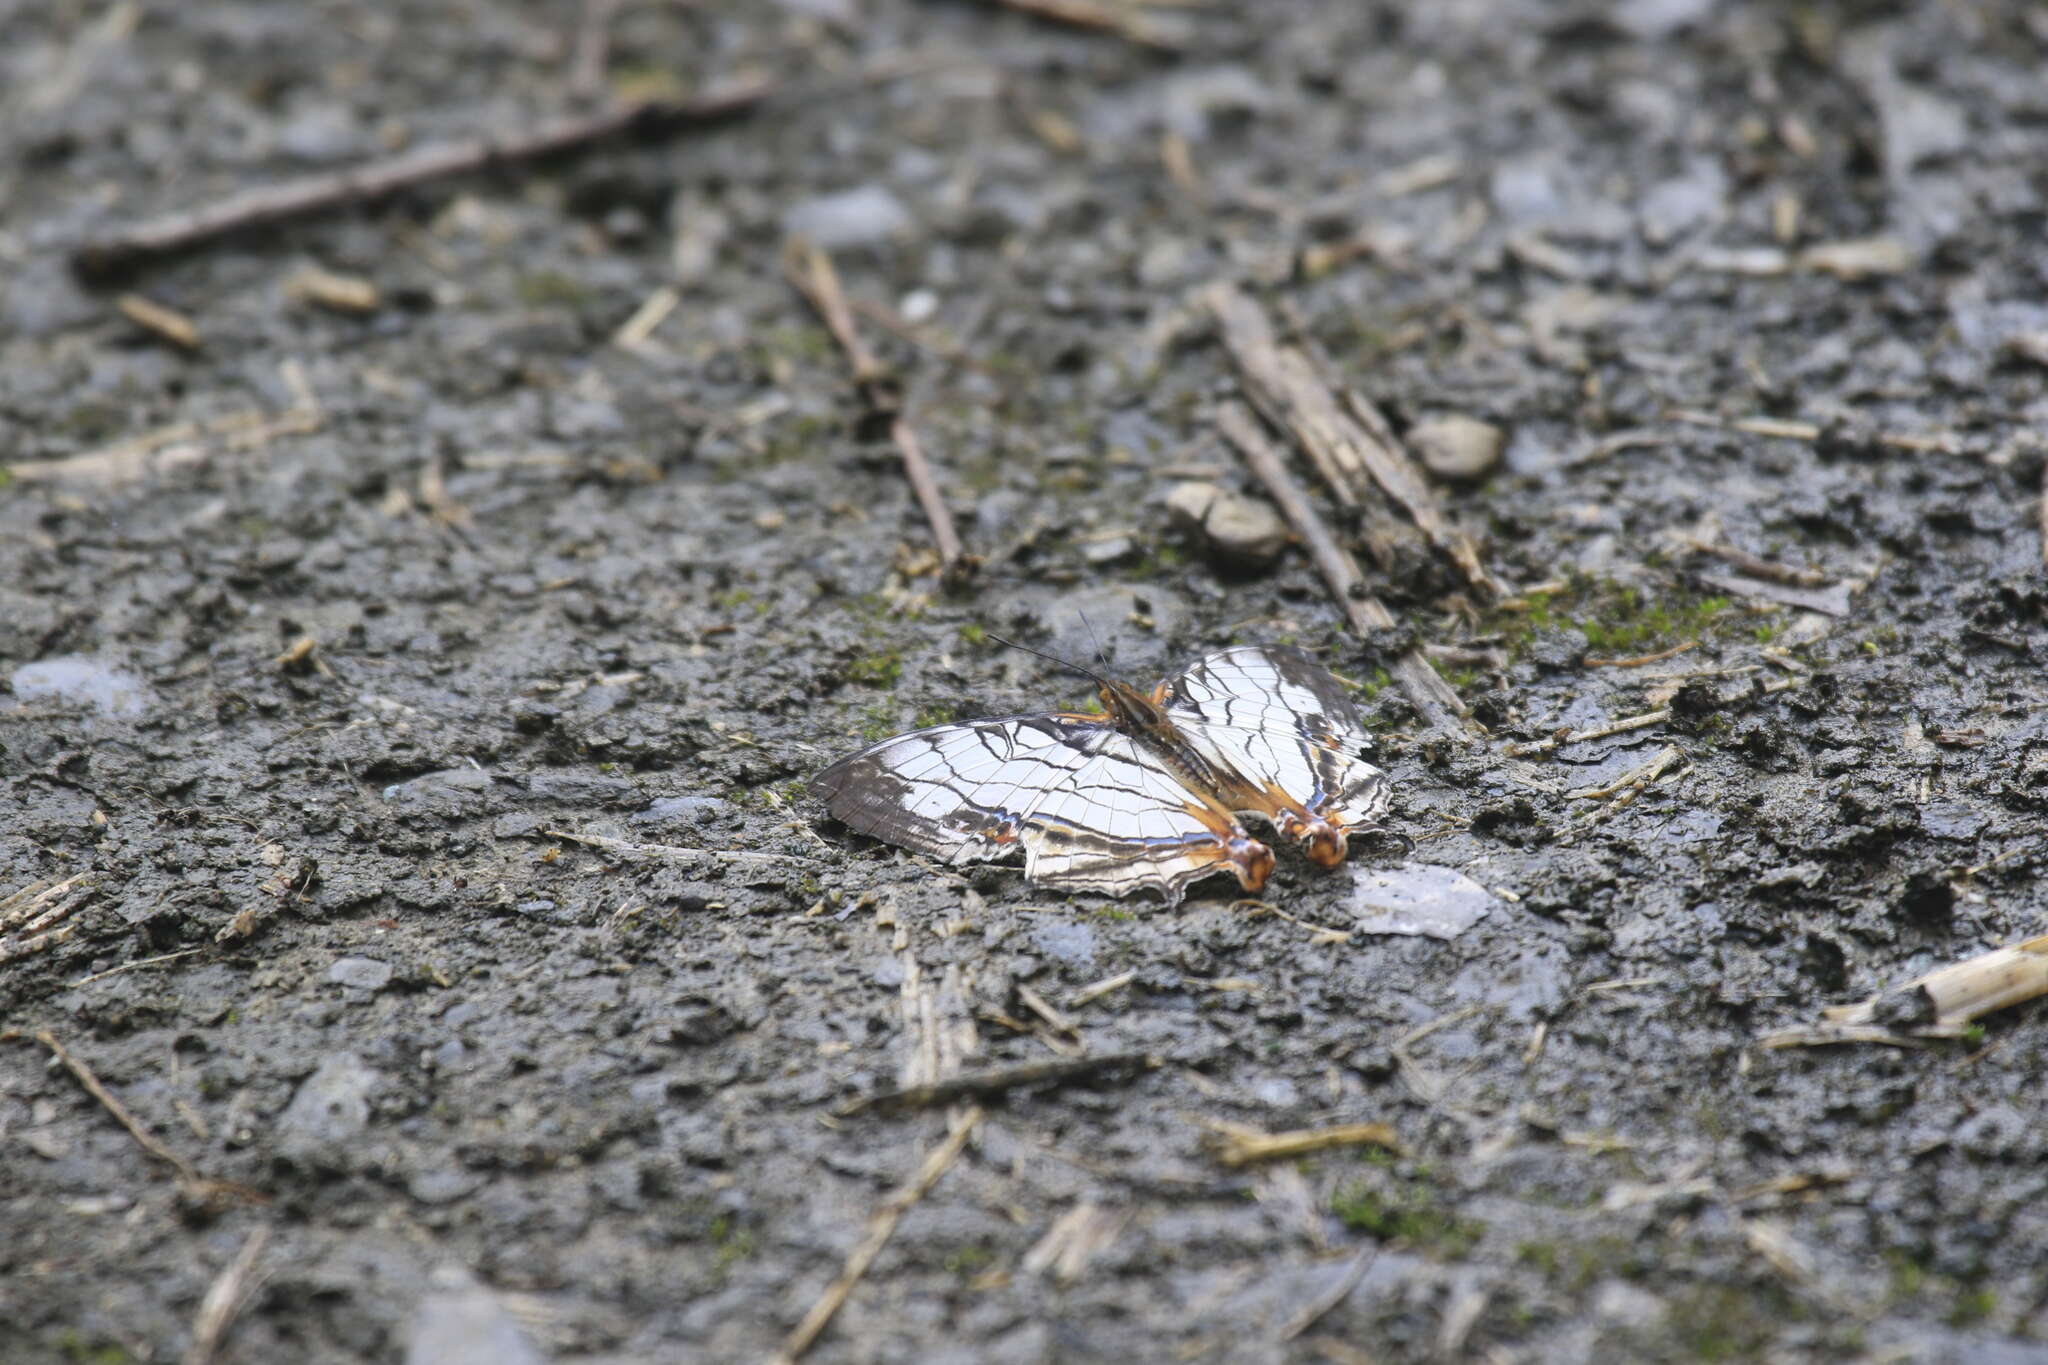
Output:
[{"xmin": 3, "ymin": 2, "xmax": 2046, "ymax": 1361}]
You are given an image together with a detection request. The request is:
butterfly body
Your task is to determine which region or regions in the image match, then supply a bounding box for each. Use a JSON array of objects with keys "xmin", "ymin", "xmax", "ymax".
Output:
[{"xmin": 810, "ymin": 646, "xmax": 1390, "ymax": 905}]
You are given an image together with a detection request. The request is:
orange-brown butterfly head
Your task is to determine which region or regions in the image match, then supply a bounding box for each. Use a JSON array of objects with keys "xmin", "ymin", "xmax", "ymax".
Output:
[
  {"xmin": 1228, "ymin": 834, "xmax": 1276, "ymax": 892},
  {"xmin": 1273, "ymin": 810, "xmax": 1347, "ymax": 868},
  {"xmin": 1301, "ymin": 821, "xmax": 1347, "ymax": 868}
]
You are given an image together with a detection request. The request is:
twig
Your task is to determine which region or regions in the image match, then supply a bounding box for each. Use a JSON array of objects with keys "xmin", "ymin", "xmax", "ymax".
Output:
[
  {"xmin": 2040, "ymin": 459, "xmax": 2047, "ymax": 569},
  {"xmin": 1207, "ymin": 283, "xmax": 1499, "ymax": 599},
  {"xmin": 1665, "ymin": 408, "xmax": 1962, "ymax": 458},
  {"xmin": 7, "ymin": 400, "xmax": 323, "ymax": 488},
  {"xmin": 1016, "ymin": 983, "xmax": 1079, "ymax": 1037},
  {"xmin": 1065, "ymin": 969, "xmax": 1137, "ymax": 1009},
  {"xmin": 24, "ymin": 1029, "xmax": 264, "ymax": 1205},
  {"xmin": 1217, "ymin": 402, "xmax": 1470, "ymax": 733},
  {"xmin": 1585, "ymin": 640, "xmax": 1697, "ymax": 668},
  {"xmin": 786, "ymin": 242, "xmax": 970, "ymax": 577},
  {"xmin": 1823, "ymin": 933, "xmax": 2048, "ymax": 1031},
  {"xmin": 117, "ymin": 292, "xmax": 201, "ymax": 349},
  {"xmin": 773, "ymin": 1105, "xmax": 984, "ymax": 1364},
  {"xmin": 970, "ymin": 0, "xmax": 1182, "ymax": 50},
  {"xmin": 1677, "ymin": 535, "xmax": 1832, "ymax": 588},
  {"xmin": 71, "ymin": 77, "xmax": 775, "ymax": 276},
  {"xmin": 1568, "ymin": 745, "xmax": 1681, "ymax": 800},
  {"xmin": 71, "ymin": 946, "xmax": 207, "ymax": 989},
  {"xmin": 183, "ymin": 1225, "xmax": 272, "ymax": 1365},
  {"xmin": 1203, "ymin": 1119, "xmax": 1402, "ymax": 1168},
  {"xmin": 836, "ymin": 1050, "xmax": 1155, "ymax": 1117},
  {"xmin": 1504, "ymin": 708, "xmax": 1671, "ymax": 757},
  {"xmin": 1278, "ymin": 1246, "xmax": 1378, "ymax": 1341},
  {"xmin": 542, "ymin": 828, "xmax": 817, "ymax": 865}
]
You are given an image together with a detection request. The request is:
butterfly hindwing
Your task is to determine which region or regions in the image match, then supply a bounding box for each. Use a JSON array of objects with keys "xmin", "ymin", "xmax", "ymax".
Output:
[{"xmin": 1156, "ymin": 646, "xmax": 1391, "ymax": 856}]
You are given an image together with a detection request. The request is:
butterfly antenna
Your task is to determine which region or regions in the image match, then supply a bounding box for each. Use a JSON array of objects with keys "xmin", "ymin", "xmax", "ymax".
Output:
[
  {"xmin": 981, "ymin": 632, "xmax": 1113, "ymax": 688},
  {"xmin": 1078, "ymin": 611, "xmax": 1109, "ymax": 670}
]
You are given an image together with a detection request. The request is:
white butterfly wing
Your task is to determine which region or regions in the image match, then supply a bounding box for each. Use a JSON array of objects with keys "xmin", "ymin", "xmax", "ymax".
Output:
[
  {"xmin": 810, "ymin": 715, "xmax": 1272, "ymax": 904},
  {"xmin": 1156, "ymin": 646, "xmax": 1390, "ymax": 860}
]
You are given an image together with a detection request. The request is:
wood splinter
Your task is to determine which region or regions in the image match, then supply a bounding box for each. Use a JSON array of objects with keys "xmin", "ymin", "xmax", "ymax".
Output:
[{"xmin": 1217, "ymin": 402, "xmax": 1471, "ymax": 736}]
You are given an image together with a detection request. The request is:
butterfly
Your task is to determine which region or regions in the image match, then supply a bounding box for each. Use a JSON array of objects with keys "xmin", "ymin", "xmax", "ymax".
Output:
[{"xmin": 810, "ymin": 645, "xmax": 1391, "ymax": 905}]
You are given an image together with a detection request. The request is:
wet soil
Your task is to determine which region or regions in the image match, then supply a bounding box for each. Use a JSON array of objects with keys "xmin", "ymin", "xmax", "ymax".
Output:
[{"xmin": 4, "ymin": 1, "xmax": 2047, "ymax": 1361}]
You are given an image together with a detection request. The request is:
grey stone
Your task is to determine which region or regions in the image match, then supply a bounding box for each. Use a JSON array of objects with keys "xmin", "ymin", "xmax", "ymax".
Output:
[
  {"xmin": 327, "ymin": 956, "xmax": 394, "ymax": 991},
  {"xmin": 276, "ymin": 1054, "xmax": 380, "ymax": 1165},
  {"xmin": 782, "ymin": 185, "xmax": 914, "ymax": 248},
  {"xmin": 10, "ymin": 656, "xmax": 150, "ymax": 717},
  {"xmin": 406, "ymin": 1265, "xmax": 545, "ymax": 1365},
  {"xmin": 1164, "ymin": 482, "xmax": 1289, "ymax": 567},
  {"xmin": 1407, "ymin": 416, "xmax": 1505, "ymax": 482},
  {"xmin": 1346, "ymin": 863, "xmax": 1498, "ymax": 940}
]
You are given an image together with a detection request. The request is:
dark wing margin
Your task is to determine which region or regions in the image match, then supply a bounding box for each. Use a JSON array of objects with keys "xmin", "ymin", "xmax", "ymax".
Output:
[
  {"xmin": 1155, "ymin": 646, "xmax": 1391, "ymax": 863},
  {"xmin": 809, "ymin": 716, "xmax": 1272, "ymax": 905}
]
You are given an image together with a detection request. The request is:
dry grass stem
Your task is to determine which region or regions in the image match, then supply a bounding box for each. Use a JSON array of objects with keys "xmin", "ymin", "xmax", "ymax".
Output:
[
  {"xmin": 1066, "ymin": 969, "xmax": 1137, "ymax": 1009},
  {"xmin": 1678, "ymin": 535, "xmax": 1833, "ymax": 588},
  {"xmin": 182, "ymin": 1224, "xmax": 272, "ymax": 1365},
  {"xmin": 1203, "ymin": 1119, "xmax": 1402, "ymax": 1168},
  {"xmin": 22, "ymin": 1029, "xmax": 264, "ymax": 1206},
  {"xmin": 117, "ymin": 292, "xmax": 201, "ymax": 348},
  {"xmin": 1585, "ymin": 641, "xmax": 1697, "ymax": 668},
  {"xmin": 1022, "ymin": 1202, "xmax": 1129, "ymax": 1283},
  {"xmin": 1823, "ymin": 933, "xmax": 2048, "ymax": 1031},
  {"xmin": 975, "ymin": 0, "xmax": 1182, "ymax": 50},
  {"xmin": 837, "ymin": 1050, "xmax": 1155, "ymax": 1117},
  {"xmin": 773, "ymin": 1105, "xmax": 984, "ymax": 1364},
  {"xmin": 1568, "ymin": 745, "xmax": 1681, "ymax": 800},
  {"xmin": 1506, "ymin": 709, "xmax": 1672, "ymax": 757}
]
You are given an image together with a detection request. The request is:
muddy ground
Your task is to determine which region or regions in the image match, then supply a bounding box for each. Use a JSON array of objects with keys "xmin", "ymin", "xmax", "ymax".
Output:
[{"xmin": 4, "ymin": 1, "xmax": 2047, "ymax": 1361}]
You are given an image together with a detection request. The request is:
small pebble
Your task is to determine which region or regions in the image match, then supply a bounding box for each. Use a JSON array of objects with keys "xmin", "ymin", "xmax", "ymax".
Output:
[
  {"xmin": 782, "ymin": 185, "xmax": 913, "ymax": 248},
  {"xmin": 1407, "ymin": 415, "xmax": 1505, "ymax": 482},
  {"xmin": 327, "ymin": 956, "xmax": 394, "ymax": 991},
  {"xmin": 1164, "ymin": 481, "xmax": 1289, "ymax": 567}
]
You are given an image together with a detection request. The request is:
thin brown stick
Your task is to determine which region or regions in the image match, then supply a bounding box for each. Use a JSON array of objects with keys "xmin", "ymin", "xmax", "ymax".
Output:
[
  {"xmin": 28, "ymin": 1029, "xmax": 265, "ymax": 1205},
  {"xmin": 71, "ymin": 77, "xmax": 774, "ymax": 276},
  {"xmin": 1677, "ymin": 535, "xmax": 1832, "ymax": 588},
  {"xmin": 774, "ymin": 1105, "xmax": 984, "ymax": 1364},
  {"xmin": 2040, "ymin": 459, "xmax": 2048, "ymax": 569},
  {"xmin": 1206, "ymin": 283, "xmax": 1499, "ymax": 599},
  {"xmin": 836, "ymin": 1050, "xmax": 1154, "ymax": 1117},
  {"xmin": 975, "ymin": 0, "xmax": 1182, "ymax": 50},
  {"xmin": 1217, "ymin": 402, "xmax": 1469, "ymax": 733},
  {"xmin": 787, "ymin": 242, "xmax": 969, "ymax": 575},
  {"xmin": 183, "ymin": 1224, "xmax": 272, "ymax": 1365},
  {"xmin": 890, "ymin": 418, "xmax": 968, "ymax": 572},
  {"xmin": 1585, "ymin": 640, "xmax": 1697, "ymax": 668}
]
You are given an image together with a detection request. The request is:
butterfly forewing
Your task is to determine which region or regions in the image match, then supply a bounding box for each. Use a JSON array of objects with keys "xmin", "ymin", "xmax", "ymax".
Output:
[
  {"xmin": 809, "ymin": 716, "xmax": 1269, "ymax": 904},
  {"xmin": 1157, "ymin": 646, "xmax": 1391, "ymax": 851}
]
